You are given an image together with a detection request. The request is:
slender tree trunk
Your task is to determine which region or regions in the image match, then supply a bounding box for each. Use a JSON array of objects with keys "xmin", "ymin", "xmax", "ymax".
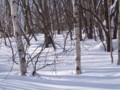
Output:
[
  {"xmin": 79, "ymin": 0, "xmax": 83, "ymax": 41},
  {"xmin": 117, "ymin": 0, "xmax": 120, "ymax": 65},
  {"xmin": 10, "ymin": 0, "xmax": 27, "ymax": 76},
  {"xmin": 53, "ymin": 0, "xmax": 61, "ymax": 34},
  {"xmin": 0, "ymin": 0, "xmax": 2, "ymax": 38},
  {"xmin": 107, "ymin": 0, "xmax": 114, "ymax": 63},
  {"xmin": 73, "ymin": 0, "xmax": 81, "ymax": 74},
  {"xmin": 112, "ymin": 0, "xmax": 119, "ymax": 39},
  {"xmin": 104, "ymin": 0, "xmax": 111, "ymax": 52}
]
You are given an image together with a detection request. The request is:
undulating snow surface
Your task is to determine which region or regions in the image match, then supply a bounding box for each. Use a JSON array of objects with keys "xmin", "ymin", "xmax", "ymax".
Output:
[{"xmin": 0, "ymin": 34, "xmax": 120, "ymax": 90}]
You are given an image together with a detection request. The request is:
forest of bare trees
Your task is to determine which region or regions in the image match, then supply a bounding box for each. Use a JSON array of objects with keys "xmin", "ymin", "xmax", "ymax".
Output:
[{"xmin": 0, "ymin": 0, "xmax": 120, "ymax": 76}]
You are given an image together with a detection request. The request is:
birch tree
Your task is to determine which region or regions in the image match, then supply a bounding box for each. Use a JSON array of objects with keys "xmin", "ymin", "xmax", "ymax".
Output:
[
  {"xmin": 117, "ymin": 0, "xmax": 120, "ymax": 65},
  {"xmin": 73, "ymin": 0, "xmax": 81, "ymax": 74},
  {"xmin": 10, "ymin": 0, "xmax": 27, "ymax": 76}
]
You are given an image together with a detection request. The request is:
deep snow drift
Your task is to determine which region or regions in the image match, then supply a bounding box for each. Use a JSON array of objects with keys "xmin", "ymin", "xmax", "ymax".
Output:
[{"xmin": 0, "ymin": 34, "xmax": 120, "ymax": 90}]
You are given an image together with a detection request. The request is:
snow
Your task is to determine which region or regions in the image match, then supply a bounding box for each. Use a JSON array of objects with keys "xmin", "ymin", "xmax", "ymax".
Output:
[{"xmin": 0, "ymin": 33, "xmax": 120, "ymax": 90}]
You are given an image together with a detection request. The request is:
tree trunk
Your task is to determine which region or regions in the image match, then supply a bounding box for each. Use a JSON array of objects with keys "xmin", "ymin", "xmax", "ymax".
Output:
[
  {"xmin": 0, "ymin": 0, "xmax": 2, "ymax": 38},
  {"xmin": 112, "ymin": 0, "xmax": 119, "ymax": 39},
  {"xmin": 44, "ymin": 34, "xmax": 52, "ymax": 48},
  {"xmin": 73, "ymin": 0, "xmax": 81, "ymax": 74},
  {"xmin": 117, "ymin": 0, "xmax": 120, "ymax": 65},
  {"xmin": 10, "ymin": 0, "xmax": 27, "ymax": 76},
  {"xmin": 79, "ymin": 0, "xmax": 83, "ymax": 41},
  {"xmin": 104, "ymin": 0, "xmax": 111, "ymax": 52},
  {"xmin": 53, "ymin": 0, "xmax": 61, "ymax": 34},
  {"xmin": 107, "ymin": 0, "xmax": 114, "ymax": 63}
]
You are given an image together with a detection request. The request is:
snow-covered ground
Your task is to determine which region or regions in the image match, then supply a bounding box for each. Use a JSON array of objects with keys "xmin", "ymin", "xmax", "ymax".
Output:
[{"xmin": 0, "ymin": 34, "xmax": 120, "ymax": 90}]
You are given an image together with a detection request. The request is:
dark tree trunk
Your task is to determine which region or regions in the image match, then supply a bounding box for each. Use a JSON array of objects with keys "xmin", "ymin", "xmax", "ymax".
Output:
[{"xmin": 104, "ymin": 0, "xmax": 111, "ymax": 52}]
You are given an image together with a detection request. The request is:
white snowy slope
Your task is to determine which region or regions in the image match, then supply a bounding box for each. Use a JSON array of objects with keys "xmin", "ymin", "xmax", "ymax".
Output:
[{"xmin": 0, "ymin": 34, "xmax": 120, "ymax": 90}]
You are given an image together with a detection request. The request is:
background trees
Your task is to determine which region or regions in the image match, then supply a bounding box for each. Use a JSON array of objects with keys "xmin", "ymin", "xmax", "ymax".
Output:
[{"xmin": 0, "ymin": 0, "xmax": 119, "ymax": 76}]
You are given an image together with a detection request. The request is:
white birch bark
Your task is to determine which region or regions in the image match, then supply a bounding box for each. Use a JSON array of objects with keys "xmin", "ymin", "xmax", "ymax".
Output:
[
  {"xmin": 73, "ymin": 0, "xmax": 81, "ymax": 74},
  {"xmin": 10, "ymin": 0, "xmax": 27, "ymax": 76},
  {"xmin": 117, "ymin": 0, "xmax": 120, "ymax": 65}
]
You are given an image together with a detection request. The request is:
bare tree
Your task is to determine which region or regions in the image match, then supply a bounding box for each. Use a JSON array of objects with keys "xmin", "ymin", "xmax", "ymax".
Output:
[
  {"xmin": 73, "ymin": 0, "xmax": 81, "ymax": 74},
  {"xmin": 10, "ymin": 0, "xmax": 27, "ymax": 76}
]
